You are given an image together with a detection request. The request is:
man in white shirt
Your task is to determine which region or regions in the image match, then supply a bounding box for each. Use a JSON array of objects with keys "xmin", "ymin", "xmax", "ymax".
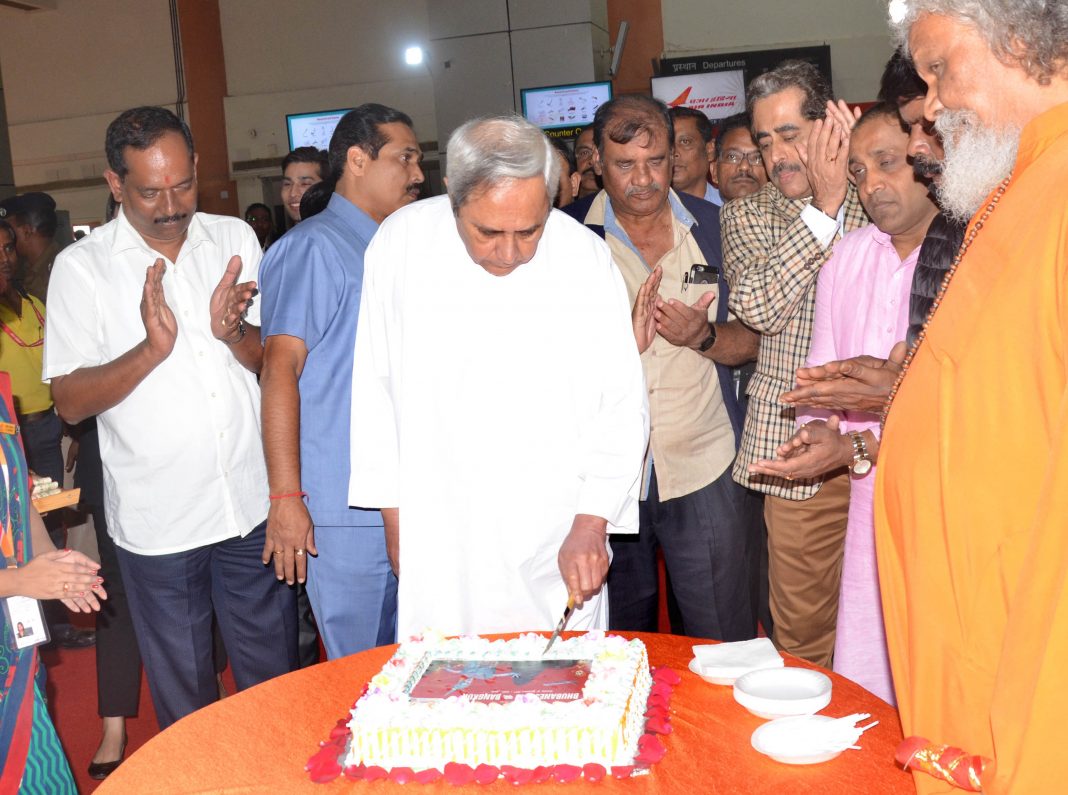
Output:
[
  {"xmin": 348, "ymin": 115, "xmax": 648, "ymax": 637},
  {"xmin": 44, "ymin": 106, "xmax": 296, "ymax": 728}
]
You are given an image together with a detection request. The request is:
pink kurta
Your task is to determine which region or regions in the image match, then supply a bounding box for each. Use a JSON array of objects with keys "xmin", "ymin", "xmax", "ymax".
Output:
[{"xmin": 800, "ymin": 224, "xmax": 918, "ymax": 704}]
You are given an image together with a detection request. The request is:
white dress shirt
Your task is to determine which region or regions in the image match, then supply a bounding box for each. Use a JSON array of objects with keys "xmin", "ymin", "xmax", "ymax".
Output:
[
  {"xmin": 348, "ymin": 196, "xmax": 649, "ymax": 637},
  {"xmin": 43, "ymin": 209, "xmax": 268, "ymax": 555}
]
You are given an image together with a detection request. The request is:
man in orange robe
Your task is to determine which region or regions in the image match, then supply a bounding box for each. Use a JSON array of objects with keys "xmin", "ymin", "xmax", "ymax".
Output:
[{"xmin": 876, "ymin": 3, "xmax": 1068, "ymax": 793}]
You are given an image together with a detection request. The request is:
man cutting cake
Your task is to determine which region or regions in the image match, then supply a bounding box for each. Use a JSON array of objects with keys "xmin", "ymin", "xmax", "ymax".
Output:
[{"xmin": 347, "ymin": 115, "xmax": 649, "ymax": 637}]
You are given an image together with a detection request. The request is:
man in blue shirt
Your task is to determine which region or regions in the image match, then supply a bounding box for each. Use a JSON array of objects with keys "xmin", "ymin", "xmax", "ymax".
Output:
[{"xmin": 258, "ymin": 104, "xmax": 424, "ymax": 657}]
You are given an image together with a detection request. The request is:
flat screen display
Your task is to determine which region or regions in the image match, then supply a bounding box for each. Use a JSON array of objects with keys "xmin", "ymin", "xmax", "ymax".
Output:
[
  {"xmin": 521, "ymin": 82, "xmax": 612, "ymax": 131},
  {"xmin": 285, "ymin": 108, "xmax": 352, "ymax": 151}
]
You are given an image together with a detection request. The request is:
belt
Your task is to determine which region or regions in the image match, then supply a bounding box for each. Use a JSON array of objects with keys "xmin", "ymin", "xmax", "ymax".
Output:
[{"xmin": 17, "ymin": 408, "xmax": 54, "ymax": 425}]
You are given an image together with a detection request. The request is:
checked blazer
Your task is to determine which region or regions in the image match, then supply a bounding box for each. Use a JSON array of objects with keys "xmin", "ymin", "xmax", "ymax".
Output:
[{"xmin": 721, "ymin": 181, "xmax": 869, "ymax": 499}]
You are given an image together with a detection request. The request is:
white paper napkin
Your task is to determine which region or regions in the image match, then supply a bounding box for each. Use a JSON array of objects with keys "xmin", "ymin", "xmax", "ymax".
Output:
[{"xmin": 692, "ymin": 637, "xmax": 784, "ymax": 679}]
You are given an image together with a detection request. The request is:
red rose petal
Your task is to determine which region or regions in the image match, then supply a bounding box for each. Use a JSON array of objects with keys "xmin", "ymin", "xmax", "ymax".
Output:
[
  {"xmin": 611, "ymin": 765, "xmax": 635, "ymax": 779},
  {"xmin": 343, "ymin": 764, "xmax": 365, "ymax": 780},
  {"xmin": 635, "ymin": 733, "xmax": 667, "ymax": 765},
  {"xmin": 309, "ymin": 767, "xmax": 341, "ymax": 784},
  {"xmin": 444, "ymin": 762, "xmax": 475, "ymax": 785},
  {"xmin": 583, "ymin": 763, "xmax": 606, "ymax": 782},
  {"xmin": 415, "ymin": 768, "xmax": 443, "ymax": 784},
  {"xmin": 650, "ymin": 682, "xmax": 674, "ymax": 699},
  {"xmin": 329, "ymin": 724, "xmax": 350, "ymax": 740},
  {"xmin": 531, "ymin": 765, "xmax": 551, "ymax": 783},
  {"xmin": 363, "ymin": 765, "xmax": 389, "ymax": 782},
  {"xmin": 553, "ymin": 764, "xmax": 582, "ymax": 783},
  {"xmin": 501, "ymin": 766, "xmax": 534, "ymax": 785},
  {"xmin": 473, "ymin": 764, "xmax": 499, "ymax": 784},
  {"xmin": 390, "ymin": 767, "xmax": 416, "ymax": 784},
  {"xmin": 647, "ymin": 694, "xmax": 670, "ymax": 711},
  {"xmin": 644, "ymin": 704, "xmax": 669, "ymax": 719},
  {"xmin": 653, "ymin": 667, "xmax": 682, "ymax": 685},
  {"xmin": 646, "ymin": 716, "xmax": 673, "ymax": 735}
]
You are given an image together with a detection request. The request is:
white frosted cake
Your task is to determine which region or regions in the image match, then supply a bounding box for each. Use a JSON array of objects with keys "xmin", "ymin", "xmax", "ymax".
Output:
[{"xmin": 343, "ymin": 631, "xmax": 653, "ymax": 772}]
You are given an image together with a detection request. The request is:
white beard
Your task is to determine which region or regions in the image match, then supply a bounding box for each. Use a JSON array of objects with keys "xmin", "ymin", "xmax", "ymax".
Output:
[{"xmin": 935, "ymin": 109, "xmax": 1020, "ymax": 223}]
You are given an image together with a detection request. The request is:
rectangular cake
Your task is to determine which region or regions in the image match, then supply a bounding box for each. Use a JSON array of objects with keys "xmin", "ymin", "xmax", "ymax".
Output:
[{"xmin": 343, "ymin": 631, "xmax": 653, "ymax": 772}]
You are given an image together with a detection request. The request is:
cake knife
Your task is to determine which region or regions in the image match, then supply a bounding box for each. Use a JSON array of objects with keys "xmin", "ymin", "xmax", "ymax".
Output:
[{"xmin": 542, "ymin": 595, "xmax": 576, "ymax": 655}]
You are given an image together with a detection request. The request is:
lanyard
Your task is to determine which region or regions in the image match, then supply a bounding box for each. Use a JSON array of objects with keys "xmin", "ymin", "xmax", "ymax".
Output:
[{"xmin": 0, "ymin": 299, "xmax": 44, "ymax": 349}]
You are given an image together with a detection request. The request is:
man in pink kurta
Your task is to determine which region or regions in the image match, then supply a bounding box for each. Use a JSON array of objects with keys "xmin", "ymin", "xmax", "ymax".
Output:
[{"xmin": 751, "ymin": 105, "xmax": 939, "ymax": 702}]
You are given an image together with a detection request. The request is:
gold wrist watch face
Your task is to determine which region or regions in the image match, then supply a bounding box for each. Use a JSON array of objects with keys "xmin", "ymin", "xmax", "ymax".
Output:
[{"xmin": 850, "ymin": 432, "xmax": 872, "ymax": 475}]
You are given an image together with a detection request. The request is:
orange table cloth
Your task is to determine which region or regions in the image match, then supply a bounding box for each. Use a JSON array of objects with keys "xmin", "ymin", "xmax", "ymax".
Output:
[{"xmin": 98, "ymin": 632, "xmax": 914, "ymax": 794}]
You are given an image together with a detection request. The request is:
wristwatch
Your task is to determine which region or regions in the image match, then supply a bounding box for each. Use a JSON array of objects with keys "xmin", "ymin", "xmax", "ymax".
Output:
[
  {"xmin": 698, "ymin": 322, "xmax": 718, "ymax": 352},
  {"xmin": 848, "ymin": 431, "xmax": 873, "ymax": 475}
]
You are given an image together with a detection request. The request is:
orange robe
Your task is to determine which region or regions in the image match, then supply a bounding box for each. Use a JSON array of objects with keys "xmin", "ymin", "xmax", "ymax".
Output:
[{"xmin": 876, "ymin": 100, "xmax": 1068, "ymax": 793}]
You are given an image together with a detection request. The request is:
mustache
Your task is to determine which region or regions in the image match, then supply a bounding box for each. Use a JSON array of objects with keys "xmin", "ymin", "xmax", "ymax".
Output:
[
  {"xmin": 772, "ymin": 162, "xmax": 802, "ymax": 178},
  {"xmin": 625, "ymin": 182, "xmax": 662, "ymax": 197},
  {"xmin": 912, "ymin": 155, "xmax": 943, "ymax": 179},
  {"xmin": 406, "ymin": 183, "xmax": 421, "ymax": 193},
  {"xmin": 154, "ymin": 212, "xmax": 189, "ymax": 225}
]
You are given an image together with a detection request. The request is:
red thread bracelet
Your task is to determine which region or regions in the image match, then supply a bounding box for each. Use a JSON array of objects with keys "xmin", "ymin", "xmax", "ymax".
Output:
[{"xmin": 269, "ymin": 491, "xmax": 307, "ymax": 501}]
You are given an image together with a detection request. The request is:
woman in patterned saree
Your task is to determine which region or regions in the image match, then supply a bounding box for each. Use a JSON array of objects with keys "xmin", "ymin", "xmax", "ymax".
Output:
[{"xmin": 0, "ymin": 221, "xmax": 106, "ymax": 793}]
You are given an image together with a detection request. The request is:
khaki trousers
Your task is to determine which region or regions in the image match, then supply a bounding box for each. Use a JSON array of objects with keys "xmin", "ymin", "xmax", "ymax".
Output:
[{"xmin": 764, "ymin": 470, "xmax": 850, "ymax": 668}]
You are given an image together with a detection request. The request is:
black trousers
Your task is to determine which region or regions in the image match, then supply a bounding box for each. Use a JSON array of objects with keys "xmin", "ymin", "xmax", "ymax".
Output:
[
  {"xmin": 93, "ymin": 506, "xmax": 142, "ymax": 717},
  {"xmin": 607, "ymin": 465, "xmax": 762, "ymax": 642}
]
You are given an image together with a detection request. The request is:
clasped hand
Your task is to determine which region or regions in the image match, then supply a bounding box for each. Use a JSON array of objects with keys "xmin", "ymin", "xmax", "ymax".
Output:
[
  {"xmin": 19, "ymin": 548, "xmax": 107, "ymax": 613},
  {"xmin": 631, "ymin": 266, "xmax": 716, "ymax": 352},
  {"xmin": 210, "ymin": 255, "xmax": 256, "ymax": 344},
  {"xmin": 781, "ymin": 341, "xmax": 906, "ymax": 413},
  {"xmin": 141, "ymin": 254, "xmax": 254, "ymax": 357},
  {"xmin": 748, "ymin": 416, "xmax": 852, "ymax": 481},
  {"xmin": 796, "ymin": 100, "xmax": 861, "ymax": 218}
]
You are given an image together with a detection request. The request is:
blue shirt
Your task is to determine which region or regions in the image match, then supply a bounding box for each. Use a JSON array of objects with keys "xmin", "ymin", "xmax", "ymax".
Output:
[
  {"xmin": 259, "ymin": 193, "xmax": 382, "ymax": 528},
  {"xmin": 703, "ymin": 183, "xmax": 723, "ymax": 206}
]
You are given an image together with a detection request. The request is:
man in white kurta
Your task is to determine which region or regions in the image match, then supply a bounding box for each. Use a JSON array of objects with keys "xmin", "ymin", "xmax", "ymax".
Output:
[{"xmin": 348, "ymin": 118, "xmax": 648, "ymax": 637}]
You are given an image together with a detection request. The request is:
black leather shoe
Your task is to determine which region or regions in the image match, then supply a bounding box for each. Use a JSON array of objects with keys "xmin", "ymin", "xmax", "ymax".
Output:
[
  {"xmin": 88, "ymin": 742, "xmax": 126, "ymax": 780},
  {"xmin": 54, "ymin": 626, "xmax": 96, "ymax": 649}
]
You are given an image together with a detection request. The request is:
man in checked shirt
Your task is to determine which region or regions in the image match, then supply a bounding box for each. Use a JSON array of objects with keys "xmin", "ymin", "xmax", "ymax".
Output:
[{"xmin": 721, "ymin": 60, "xmax": 869, "ymax": 667}]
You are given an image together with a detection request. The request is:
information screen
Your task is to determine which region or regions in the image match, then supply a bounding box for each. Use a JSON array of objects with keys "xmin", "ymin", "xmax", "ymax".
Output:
[
  {"xmin": 521, "ymin": 82, "xmax": 612, "ymax": 132},
  {"xmin": 285, "ymin": 108, "xmax": 352, "ymax": 151}
]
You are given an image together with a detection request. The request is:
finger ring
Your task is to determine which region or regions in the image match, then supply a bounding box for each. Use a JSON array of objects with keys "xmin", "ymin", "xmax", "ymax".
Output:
[
  {"xmin": 62, "ymin": 582, "xmax": 70, "ymax": 592},
  {"xmin": 295, "ymin": 549, "xmax": 305, "ymax": 556},
  {"xmin": 273, "ymin": 550, "xmax": 282, "ymax": 556},
  {"xmin": 785, "ymin": 474, "xmax": 794, "ymax": 481}
]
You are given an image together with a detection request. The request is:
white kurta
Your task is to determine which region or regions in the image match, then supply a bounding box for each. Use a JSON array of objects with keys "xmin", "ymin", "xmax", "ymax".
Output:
[{"xmin": 349, "ymin": 195, "xmax": 648, "ymax": 638}]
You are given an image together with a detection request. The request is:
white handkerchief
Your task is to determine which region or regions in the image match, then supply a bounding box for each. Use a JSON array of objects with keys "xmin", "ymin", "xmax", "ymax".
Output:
[{"xmin": 692, "ymin": 638, "xmax": 784, "ymax": 679}]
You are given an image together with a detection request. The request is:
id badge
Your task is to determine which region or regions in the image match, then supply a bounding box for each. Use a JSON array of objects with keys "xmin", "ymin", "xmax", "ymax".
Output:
[{"xmin": 4, "ymin": 595, "xmax": 49, "ymax": 649}]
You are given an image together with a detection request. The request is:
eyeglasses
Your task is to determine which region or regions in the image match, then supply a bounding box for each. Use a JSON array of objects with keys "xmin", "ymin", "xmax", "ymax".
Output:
[{"xmin": 720, "ymin": 150, "xmax": 764, "ymax": 167}]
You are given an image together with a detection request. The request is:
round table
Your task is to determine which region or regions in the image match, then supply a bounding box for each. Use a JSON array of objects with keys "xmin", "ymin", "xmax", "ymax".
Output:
[{"xmin": 98, "ymin": 632, "xmax": 914, "ymax": 793}]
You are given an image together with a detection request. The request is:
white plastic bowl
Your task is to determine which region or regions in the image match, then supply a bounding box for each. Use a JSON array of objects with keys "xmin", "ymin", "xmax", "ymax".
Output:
[
  {"xmin": 751, "ymin": 715, "xmax": 843, "ymax": 765},
  {"xmin": 733, "ymin": 667, "xmax": 832, "ymax": 719},
  {"xmin": 687, "ymin": 657, "xmax": 738, "ymax": 686}
]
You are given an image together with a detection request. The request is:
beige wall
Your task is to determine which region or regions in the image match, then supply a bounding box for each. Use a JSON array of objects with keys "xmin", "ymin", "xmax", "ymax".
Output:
[
  {"xmin": 0, "ymin": 0, "xmax": 438, "ymax": 223},
  {"xmin": 0, "ymin": 0, "xmax": 895, "ymax": 225},
  {"xmin": 660, "ymin": 0, "xmax": 894, "ymax": 102},
  {"xmin": 220, "ymin": 0, "xmax": 436, "ymax": 212},
  {"xmin": 0, "ymin": 1, "xmax": 178, "ymax": 223}
]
